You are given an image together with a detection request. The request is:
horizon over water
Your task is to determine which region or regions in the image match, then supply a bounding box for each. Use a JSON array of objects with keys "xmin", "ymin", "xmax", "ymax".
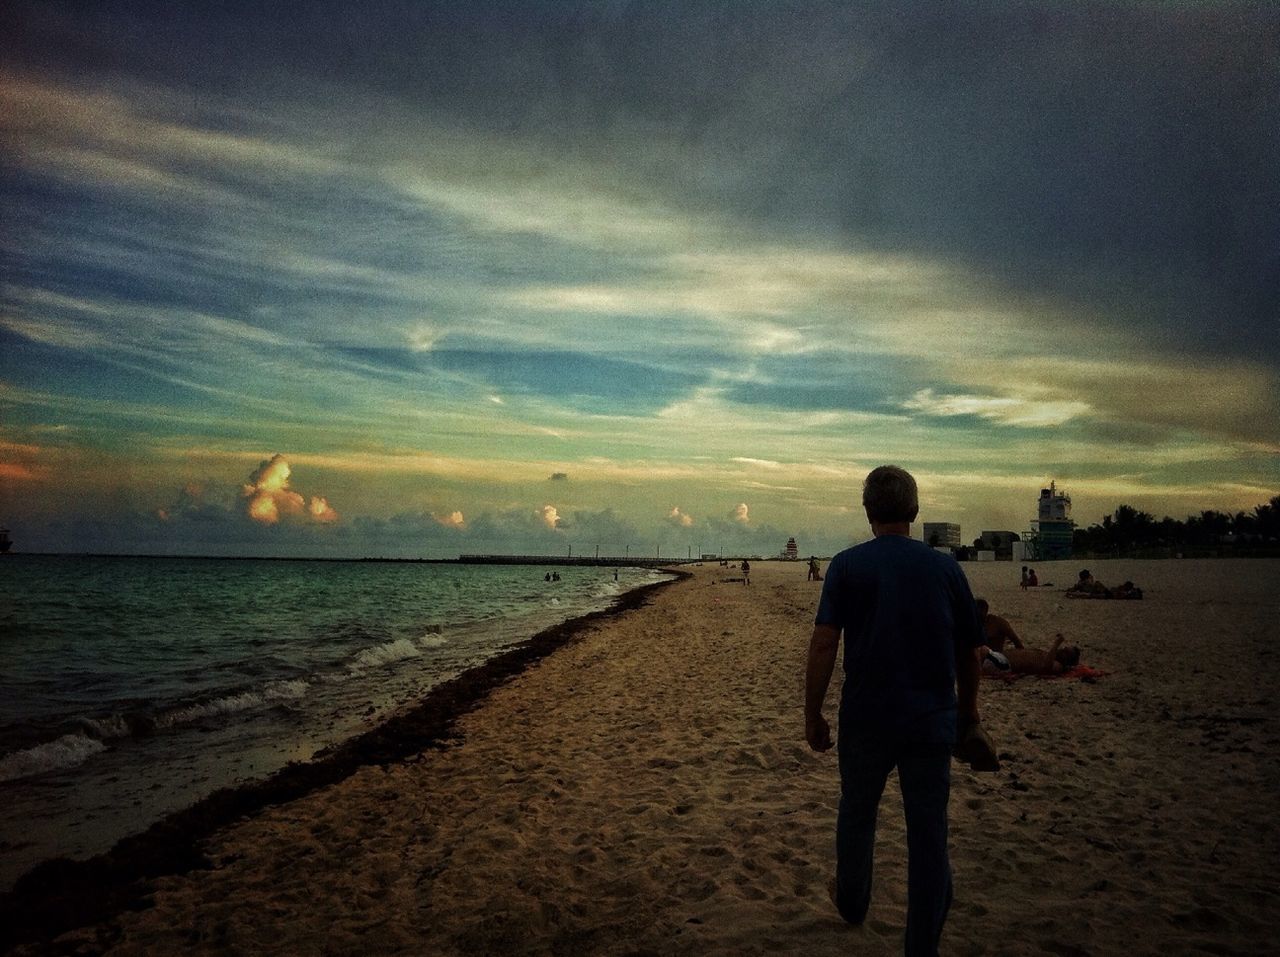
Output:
[{"xmin": 0, "ymin": 554, "xmax": 671, "ymax": 891}]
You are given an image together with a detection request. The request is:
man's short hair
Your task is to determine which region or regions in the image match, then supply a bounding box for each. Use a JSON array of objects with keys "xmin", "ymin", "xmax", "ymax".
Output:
[{"xmin": 863, "ymin": 465, "xmax": 919, "ymax": 524}]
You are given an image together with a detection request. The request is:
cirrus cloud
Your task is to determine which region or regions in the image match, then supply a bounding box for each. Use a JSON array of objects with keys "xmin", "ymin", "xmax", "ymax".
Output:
[{"xmin": 902, "ymin": 388, "xmax": 1091, "ymax": 428}]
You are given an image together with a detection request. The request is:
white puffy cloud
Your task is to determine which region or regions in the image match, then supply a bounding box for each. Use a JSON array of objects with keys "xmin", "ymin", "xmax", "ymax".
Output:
[
  {"xmin": 538, "ymin": 504, "xmax": 562, "ymax": 529},
  {"xmin": 732, "ymin": 502, "xmax": 751, "ymax": 524},
  {"xmin": 242, "ymin": 454, "xmax": 338, "ymax": 525},
  {"xmin": 435, "ymin": 510, "xmax": 466, "ymax": 528},
  {"xmin": 309, "ymin": 496, "xmax": 339, "ymax": 523},
  {"xmin": 668, "ymin": 506, "xmax": 695, "ymax": 527}
]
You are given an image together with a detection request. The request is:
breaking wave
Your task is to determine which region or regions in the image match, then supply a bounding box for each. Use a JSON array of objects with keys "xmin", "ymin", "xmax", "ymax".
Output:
[
  {"xmin": 0, "ymin": 733, "xmax": 107, "ymax": 783},
  {"xmin": 351, "ymin": 637, "xmax": 422, "ymax": 669},
  {"xmin": 156, "ymin": 679, "xmax": 310, "ymax": 729},
  {"xmin": 348, "ymin": 632, "xmax": 450, "ymax": 670}
]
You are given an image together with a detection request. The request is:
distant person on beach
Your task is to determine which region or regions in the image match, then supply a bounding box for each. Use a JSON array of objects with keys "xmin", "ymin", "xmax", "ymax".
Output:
[
  {"xmin": 741, "ymin": 559, "xmax": 750, "ymax": 585},
  {"xmin": 805, "ymin": 465, "xmax": 991, "ymax": 956},
  {"xmin": 1112, "ymin": 580, "xmax": 1143, "ymax": 599},
  {"xmin": 981, "ymin": 633, "xmax": 1081, "ymax": 676},
  {"xmin": 808, "ymin": 557, "xmax": 823, "ymax": 581},
  {"xmin": 1027, "ymin": 568, "xmax": 1039, "ymax": 587},
  {"xmin": 1020, "ymin": 565, "xmax": 1029, "ymax": 589},
  {"xmin": 974, "ymin": 599, "xmax": 1024, "ymax": 653},
  {"xmin": 1067, "ymin": 569, "xmax": 1111, "ymax": 598}
]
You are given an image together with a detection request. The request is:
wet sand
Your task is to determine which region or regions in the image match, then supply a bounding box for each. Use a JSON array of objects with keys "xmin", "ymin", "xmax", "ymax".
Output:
[{"xmin": 7, "ymin": 558, "xmax": 1279, "ymax": 955}]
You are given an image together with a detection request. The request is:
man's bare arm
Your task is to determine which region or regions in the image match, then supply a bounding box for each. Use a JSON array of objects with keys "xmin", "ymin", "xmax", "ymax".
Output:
[
  {"xmin": 990, "ymin": 614, "xmax": 1023, "ymax": 650},
  {"xmin": 956, "ymin": 641, "xmax": 981, "ymax": 725},
  {"xmin": 1046, "ymin": 632, "xmax": 1067, "ymax": 673},
  {"xmin": 804, "ymin": 624, "xmax": 841, "ymax": 751}
]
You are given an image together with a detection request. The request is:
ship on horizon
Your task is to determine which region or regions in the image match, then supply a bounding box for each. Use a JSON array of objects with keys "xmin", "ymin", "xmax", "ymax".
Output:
[{"xmin": 0, "ymin": 527, "xmax": 11, "ymax": 554}]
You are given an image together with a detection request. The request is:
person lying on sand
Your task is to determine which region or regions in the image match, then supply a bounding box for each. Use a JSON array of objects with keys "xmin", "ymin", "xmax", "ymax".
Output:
[
  {"xmin": 1066, "ymin": 568, "xmax": 1112, "ymax": 598},
  {"xmin": 980, "ymin": 632, "xmax": 1081, "ymax": 675},
  {"xmin": 1112, "ymin": 580, "xmax": 1144, "ymax": 600},
  {"xmin": 974, "ymin": 598, "xmax": 1024, "ymax": 652}
]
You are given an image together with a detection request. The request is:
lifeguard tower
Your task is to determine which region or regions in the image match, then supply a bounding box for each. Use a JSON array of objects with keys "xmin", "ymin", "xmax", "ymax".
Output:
[{"xmin": 1025, "ymin": 481, "xmax": 1074, "ymax": 560}]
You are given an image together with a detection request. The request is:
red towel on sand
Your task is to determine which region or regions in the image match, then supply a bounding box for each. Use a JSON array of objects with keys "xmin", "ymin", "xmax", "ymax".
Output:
[{"xmin": 983, "ymin": 665, "xmax": 1108, "ymax": 682}]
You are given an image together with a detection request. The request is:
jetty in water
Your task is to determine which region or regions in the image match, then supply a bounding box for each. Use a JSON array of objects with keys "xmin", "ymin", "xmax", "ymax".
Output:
[{"xmin": 458, "ymin": 554, "xmax": 686, "ymax": 568}]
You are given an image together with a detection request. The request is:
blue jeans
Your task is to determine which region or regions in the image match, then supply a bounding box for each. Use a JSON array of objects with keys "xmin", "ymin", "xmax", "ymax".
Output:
[{"xmin": 834, "ymin": 734, "xmax": 953, "ymax": 957}]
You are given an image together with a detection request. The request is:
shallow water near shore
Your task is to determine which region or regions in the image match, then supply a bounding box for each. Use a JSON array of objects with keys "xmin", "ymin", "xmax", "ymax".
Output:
[{"xmin": 0, "ymin": 555, "xmax": 668, "ymax": 889}]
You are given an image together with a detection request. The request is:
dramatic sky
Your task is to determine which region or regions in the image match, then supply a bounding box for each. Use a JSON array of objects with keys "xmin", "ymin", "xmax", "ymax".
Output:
[{"xmin": 1, "ymin": 1, "xmax": 1277, "ymax": 558}]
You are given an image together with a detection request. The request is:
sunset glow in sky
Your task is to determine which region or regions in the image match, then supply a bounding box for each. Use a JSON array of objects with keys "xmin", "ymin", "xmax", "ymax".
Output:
[{"xmin": 2, "ymin": 2, "xmax": 1277, "ymax": 557}]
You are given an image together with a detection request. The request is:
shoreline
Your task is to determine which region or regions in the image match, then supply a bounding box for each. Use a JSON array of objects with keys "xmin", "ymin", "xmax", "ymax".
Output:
[
  {"xmin": 0, "ymin": 570, "xmax": 687, "ymax": 953},
  {"xmin": 4, "ymin": 558, "xmax": 1276, "ymax": 955},
  {"xmin": 0, "ymin": 553, "xmax": 686, "ymax": 566}
]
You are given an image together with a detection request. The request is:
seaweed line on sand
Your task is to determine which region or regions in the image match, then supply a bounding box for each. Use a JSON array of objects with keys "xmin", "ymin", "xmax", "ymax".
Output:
[{"xmin": 0, "ymin": 570, "xmax": 688, "ymax": 955}]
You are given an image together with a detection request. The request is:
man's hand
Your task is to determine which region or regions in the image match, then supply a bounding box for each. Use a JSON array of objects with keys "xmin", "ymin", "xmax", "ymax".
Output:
[
  {"xmin": 806, "ymin": 713, "xmax": 833, "ymax": 752},
  {"xmin": 805, "ymin": 623, "xmax": 841, "ymax": 752}
]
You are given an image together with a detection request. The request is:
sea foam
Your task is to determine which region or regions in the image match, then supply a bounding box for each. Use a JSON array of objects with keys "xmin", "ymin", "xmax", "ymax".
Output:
[
  {"xmin": 351, "ymin": 637, "xmax": 422, "ymax": 669},
  {"xmin": 0, "ymin": 733, "xmax": 108, "ymax": 782},
  {"xmin": 156, "ymin": 679, "xmax": 309, "ymax": 728}
]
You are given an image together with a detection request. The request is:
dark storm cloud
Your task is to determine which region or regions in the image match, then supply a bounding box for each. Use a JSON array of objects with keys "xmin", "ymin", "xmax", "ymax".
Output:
[{"xmin": 6, "ymin": 1, "xmax": 1274, "ymax": 366}]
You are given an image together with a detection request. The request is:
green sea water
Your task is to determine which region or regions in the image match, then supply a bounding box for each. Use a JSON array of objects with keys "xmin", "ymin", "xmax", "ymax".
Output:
[{"xmin": 0, "ymin": 555, "xmax": 667, "ymax": 889}]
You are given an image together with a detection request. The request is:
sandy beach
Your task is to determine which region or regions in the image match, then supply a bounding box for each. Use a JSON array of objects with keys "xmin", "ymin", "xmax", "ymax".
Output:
[{"xmin": 10, "ymin": 558, "xmax": 1280, "ymax": 955}]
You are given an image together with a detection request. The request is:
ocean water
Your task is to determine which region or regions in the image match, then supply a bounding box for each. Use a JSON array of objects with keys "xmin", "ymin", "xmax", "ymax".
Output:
[{"xmin": 0, "ymin": 555, "xmax": 668, "ymax": 890}]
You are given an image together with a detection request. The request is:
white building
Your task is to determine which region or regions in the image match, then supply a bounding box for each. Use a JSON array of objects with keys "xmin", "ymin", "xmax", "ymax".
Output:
[{"xmin": 922, "ymin": 522, "xmax": 961, "ymax": 549}]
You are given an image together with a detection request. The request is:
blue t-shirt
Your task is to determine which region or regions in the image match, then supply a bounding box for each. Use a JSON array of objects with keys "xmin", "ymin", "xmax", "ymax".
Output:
[{"xmin": 814, "ymin": 535, "xmax": 983, "ymax": 744}]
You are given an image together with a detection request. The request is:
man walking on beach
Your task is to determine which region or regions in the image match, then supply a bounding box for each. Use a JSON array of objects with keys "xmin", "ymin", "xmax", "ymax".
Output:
[{"xmin": 804, "ymin": 465, "xmax": 986, "ymax": 956}]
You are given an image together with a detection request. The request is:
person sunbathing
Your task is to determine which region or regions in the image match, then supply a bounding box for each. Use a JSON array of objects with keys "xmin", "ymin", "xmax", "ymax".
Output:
[
  {"xmin": 1112, "ymin": 580, "xmax": 1144, "ymax": 600},
  {"xmin": 980, "ymin": 633, "xmax": 1081, "ymax": 676},
  {"xmin": 1066, "ymin": 568, "xmax": 1111, "ymax": 598}
]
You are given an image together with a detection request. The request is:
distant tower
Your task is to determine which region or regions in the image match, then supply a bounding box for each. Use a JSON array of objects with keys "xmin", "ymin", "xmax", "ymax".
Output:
[
  {"xmin": 783, "ymin": 536, "xmax": 799, "ymax": 560},
  {"xmin": 1032, "ymin": 481, "xmax": 1074, "ymax": 559}
]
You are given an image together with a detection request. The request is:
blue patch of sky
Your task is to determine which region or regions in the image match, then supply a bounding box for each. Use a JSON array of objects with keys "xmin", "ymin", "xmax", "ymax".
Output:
[
  {"xmin": 300, "ymin": 343, "xmax": 715, "ymax": 420},
  {"xmin": 328, "ymin": 347, "xmax": 426, "ymax": 378},
  {"xmin": 5, "ymin": 152, "xmax": 693, "ymax": 358},
  {"xmin": 723, "ymin": 353, "xmax": 924, "ymax": 414},
  {"xmin": 0, "ymin": 329, "xmax": 214, "ymax": 411},
  {"xmin": 425, "ymin": 349, "xmax": 706, "ymax": 415}
]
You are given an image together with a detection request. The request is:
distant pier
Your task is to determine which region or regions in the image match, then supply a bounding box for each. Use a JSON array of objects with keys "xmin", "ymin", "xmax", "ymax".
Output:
[{"xmin": 458, "ymin": 554, "xmax": 685, "ymax": 568}]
